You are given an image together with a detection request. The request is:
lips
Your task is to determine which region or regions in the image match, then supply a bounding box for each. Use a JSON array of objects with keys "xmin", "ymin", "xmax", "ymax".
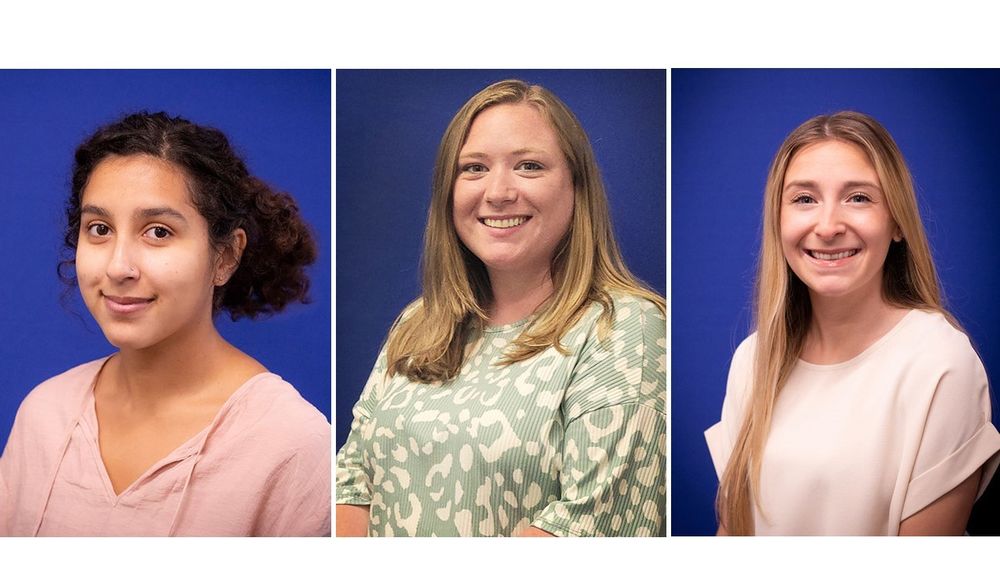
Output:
[
  {"xmin": 806, "ymin": 248, "xmax": 860, "ymax": 261},
  {"xmin": 480, "ymin": 215, "xmax": 530, "ymax": 229},
  {"xmin": 102, "ymin": 293, "xmax": 155, "ymax": 315}
]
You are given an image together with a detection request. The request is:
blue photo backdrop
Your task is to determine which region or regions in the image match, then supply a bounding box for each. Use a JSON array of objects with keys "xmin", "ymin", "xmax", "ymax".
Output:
[
  {"xmin": 0, "ymin": 70, "xmax": 332, "ymax": 452},
  {"xmin": 336, "ymin": 70, "xmax": 667, "ymax": 450},
  {"xmin": 672, "ymin": 69, "xmax": 1000, "ymax": 535}
]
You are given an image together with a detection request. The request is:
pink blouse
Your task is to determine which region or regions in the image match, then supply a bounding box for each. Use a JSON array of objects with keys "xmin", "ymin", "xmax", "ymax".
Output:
[{"xmin": 0, "ymin": 358, "xmax": 330, "ymax": 536}]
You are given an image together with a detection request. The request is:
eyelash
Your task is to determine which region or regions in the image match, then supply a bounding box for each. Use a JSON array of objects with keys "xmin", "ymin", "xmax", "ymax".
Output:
[
  {"xmin": 459, "ymin": 161, "xmax": 545, "ymax": 174},
  {"xmin": 790, "ymin": 193, "xmax": 873, "ymax": 205},
  {"xmin": 84, "ymin": 223, "xmax": 173, "ymax": 240},
  {"xmin": 86, "ymin": 222, "xmax": 106, "ymax": 236},
  {"xmin": 461, "ymin": 163, "xmax": 487, "ymax": 174},
  {"xmin": 144, "ymin": 225, "xmax": 173, "ymax": 240}
]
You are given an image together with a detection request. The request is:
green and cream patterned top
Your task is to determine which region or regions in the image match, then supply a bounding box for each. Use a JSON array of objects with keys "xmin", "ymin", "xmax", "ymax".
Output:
[{"xmin": 336, "ymin": 294, "xmax": 666, "ymax": 536}]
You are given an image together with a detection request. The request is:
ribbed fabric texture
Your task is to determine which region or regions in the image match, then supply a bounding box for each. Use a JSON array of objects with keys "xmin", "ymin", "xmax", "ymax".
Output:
[{"xmin": 336, "ymin": 294, "xmax": 666, "ymax": 536}]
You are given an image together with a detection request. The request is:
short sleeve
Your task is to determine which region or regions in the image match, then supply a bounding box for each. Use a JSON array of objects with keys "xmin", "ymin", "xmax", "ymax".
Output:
[
  {"xmin": 901, "ymin": 339, "xmax": 1000, "ymax": 520},
  {"xmin": 704, "ymin": 335, "xmax": 754, "ymax": 480},
  {"xmin": 530, "ymin": 297, "xmax": 666, "ymax": 536},
  {"xmin": 335, "ymin": 344, "xmax": 391, "ymax": 506}
]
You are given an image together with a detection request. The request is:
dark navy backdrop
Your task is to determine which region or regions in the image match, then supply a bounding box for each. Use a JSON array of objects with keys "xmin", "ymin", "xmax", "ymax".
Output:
[
  {"xmin": 672, "ymin": 69, "xmax": 1000, "ymax": 535},
  {"xmin": 336, "ymin": 70, "xmax": 667, "ymax": 449},
  {"xmin": 0, "ymin": 70, "xmax": 332, "ymax": 451}
]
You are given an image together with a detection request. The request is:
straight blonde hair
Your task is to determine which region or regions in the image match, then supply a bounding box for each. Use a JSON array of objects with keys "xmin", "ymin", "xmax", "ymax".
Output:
[
  {"xmin": 386, "ymin": 79, "xmax": 664, "ymax": 383},
  {"xmin": 717, "ymin": 111, "xmax": 953, "ymax": 534}
]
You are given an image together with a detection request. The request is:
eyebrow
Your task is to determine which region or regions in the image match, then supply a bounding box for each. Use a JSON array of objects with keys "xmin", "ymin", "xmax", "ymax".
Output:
[
  {"xmin": 458, "ymin": 147, "xmax": 550, "ymax": 160},
  {"xmin": 783, "ymin": 180, "xmax": 881, "ymax": 192},
  {"xmin": 81, "ymin": 204, "xmax": 189, "ymax": 225}
]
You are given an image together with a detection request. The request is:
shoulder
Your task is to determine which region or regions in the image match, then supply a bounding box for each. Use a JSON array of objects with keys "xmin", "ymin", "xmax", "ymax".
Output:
[
  {"xmin": 5, "ymin": 358, "xmax": 106, "ymax": 455},
  {"xmin": 231, "ymin": 375, "xmax": 331, "ymax": 446},
  {"xmin": 902, "ymin": 309, "xmax": 978, "ymax": 364},
  {"xmin": 16, "ymin": 358, "xmax": 106, "ymax": 422},
  {"xmin": 571, "ymin": 292, "xmax": 666, "ymax": 343},
  {"xmin": 893, "ymin": 309, "xmax": 986, "ymax": 394},
  {"xmin": 562, "ymin": 292, "xmax": 666, "ymax": 416}
]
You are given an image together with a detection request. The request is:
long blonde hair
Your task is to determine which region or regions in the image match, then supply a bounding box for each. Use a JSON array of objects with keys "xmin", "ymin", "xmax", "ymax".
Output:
[
  {"xmin": 717, "ymin": 111, "xmax": 952, "ymax": 534},
  {"xmin": 386, "ymin": 79, "xmax": 664, "ymax": 383}
]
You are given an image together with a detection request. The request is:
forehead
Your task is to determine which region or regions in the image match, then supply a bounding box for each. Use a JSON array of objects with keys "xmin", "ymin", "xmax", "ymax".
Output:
[
  {"xmin": 82, "ymin": 154, "xmax": 195, "ymax": 209},
  {"xmin": 785, "ymin": 140, "xmax": 878, "ymax": 182},
  {"xmin": 461, "ymin": 103, "xmax": 561, "ymax": 151}
]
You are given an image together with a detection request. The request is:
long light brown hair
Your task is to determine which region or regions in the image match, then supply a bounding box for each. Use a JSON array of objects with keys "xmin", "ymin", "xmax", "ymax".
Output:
[
  {"xmin": 385, "ymin": 79, "xmax": 664, "ymax": 383},
  {"xmin": 718, "ymin": 111, "xmax": 953, "ymax": 534}
]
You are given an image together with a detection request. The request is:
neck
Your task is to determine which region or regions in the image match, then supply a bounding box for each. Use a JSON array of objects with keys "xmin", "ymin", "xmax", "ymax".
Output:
[
  {"xmin": 103, "ymin": 314, "xmax": 243, "ymax": 407},
  {"xmin": 803, "ymin": 285, "xmax": 907, "ymax": 364},
  {"xmin": 486, "ymin": 266, "xmax": 555, "ymax": 326}
]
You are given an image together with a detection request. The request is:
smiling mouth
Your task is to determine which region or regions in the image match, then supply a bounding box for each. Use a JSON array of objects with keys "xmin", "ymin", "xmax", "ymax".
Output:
[
  {"xmin": 102, "ymin": 292, "xmax": 156, "ymax": 314},
  {"xmin": 480, "ymin": 216, "xmax": 530, "ymax": 229},
  {"xmin": 806, "ymin": 249, "xmax": 860, "ymax": 260}
]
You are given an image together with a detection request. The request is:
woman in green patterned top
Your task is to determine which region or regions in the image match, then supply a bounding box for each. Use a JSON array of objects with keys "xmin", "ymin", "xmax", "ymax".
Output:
[{"xmin": 336, "ymin": 79, "xmax": 666, "ymax": 537}]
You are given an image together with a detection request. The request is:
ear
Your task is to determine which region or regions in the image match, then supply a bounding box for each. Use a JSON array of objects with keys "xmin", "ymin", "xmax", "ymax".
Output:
[
  {"xmin": 214, "ymin": 228, "xmax": 247, "ymax": 286},
  {"xmin": 893, "ymin": 226, "xmax": 904, "ymax": 243}
]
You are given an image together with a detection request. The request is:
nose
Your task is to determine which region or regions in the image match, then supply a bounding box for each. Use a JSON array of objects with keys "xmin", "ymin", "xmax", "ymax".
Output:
[
  {"xmin": 106, "ymin": 238, "xmax": 139, "ymax": 282},
  {"xmin": 813, "ymin": 203, "xmax": 846, "ymax": 240},
  {"xmin": 484, "ymin": 169, "xmax": 517, "ymax": 206}
]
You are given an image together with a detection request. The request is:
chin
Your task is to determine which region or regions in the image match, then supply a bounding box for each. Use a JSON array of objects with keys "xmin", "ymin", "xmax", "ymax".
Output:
[{"xmin": 98, "ymin": 327, "xmax": 164, "ymax": 352}]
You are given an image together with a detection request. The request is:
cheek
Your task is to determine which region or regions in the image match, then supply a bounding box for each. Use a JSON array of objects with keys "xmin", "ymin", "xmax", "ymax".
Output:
[
  {"xmin": 451, "ymin": 185, "xmax": 476, "ymax": 238},
  {"xmin": 74, "ymin": 247, "xmax": 102, "ymax": 284},
  {"xmin": 778, "ymin": 214, "xmax": 800, "ymax": 251}
]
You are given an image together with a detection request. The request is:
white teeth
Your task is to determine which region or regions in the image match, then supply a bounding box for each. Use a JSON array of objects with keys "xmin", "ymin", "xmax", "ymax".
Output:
[
  {"xmin": 483, "ymin": 217, "xmax": 527, "ymax": 229},
  {"xmin": 810, "ymin": 249, "xmax": 858, "ymax": 260}
]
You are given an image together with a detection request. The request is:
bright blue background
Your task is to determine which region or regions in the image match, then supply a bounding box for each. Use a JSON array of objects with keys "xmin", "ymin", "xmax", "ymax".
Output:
[
  {"xmin": 0, "ymin": 70, "xmax": 332, "ymax": 452},
  {"xmin": 336, "ymin": 70, "xmax": 667, "ymax": 449},
  {"xmin": 672, "ymin": 69, "xmax": 1000, "ymax": 535}
]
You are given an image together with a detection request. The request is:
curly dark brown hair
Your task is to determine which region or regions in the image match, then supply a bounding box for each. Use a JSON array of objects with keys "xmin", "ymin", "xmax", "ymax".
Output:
[{"xmin": 59, "ymin": 111, "xmax": 317, "ymax": 320}]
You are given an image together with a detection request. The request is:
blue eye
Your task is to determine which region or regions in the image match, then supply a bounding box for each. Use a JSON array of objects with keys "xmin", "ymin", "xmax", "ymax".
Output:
[
  {"xmin": 517, "ymin": 161, "xmax": 544, "ymax": 171},
  {"xmin": 791, "ymin": 194, "xmax": 816, "ymax": 204},
  {"xmin": 848, "ymin": 193, "xmax": 872, "ymax": 203}
]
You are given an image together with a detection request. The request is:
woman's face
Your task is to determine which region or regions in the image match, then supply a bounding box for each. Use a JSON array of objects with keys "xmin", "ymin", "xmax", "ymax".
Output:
[
  {"xmin": 452, "ymin": 102, "xmax": 575, "ymax": 281},
  {"xmin": 75, "ymin": 154, "xmax": 224, "ymax": 351},
  {"xmin": 780, "ymin": 139, "xmax": 900, "ymax": 302}
]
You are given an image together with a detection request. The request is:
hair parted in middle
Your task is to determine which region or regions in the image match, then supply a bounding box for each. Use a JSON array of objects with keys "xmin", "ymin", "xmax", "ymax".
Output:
[
  {"xmin": 385, "ymin": 79, "xmax": 665, "ymax": 383},
  {"xmin": 717, "ymin": 110, "xmax": 954, "ymax": 535}
]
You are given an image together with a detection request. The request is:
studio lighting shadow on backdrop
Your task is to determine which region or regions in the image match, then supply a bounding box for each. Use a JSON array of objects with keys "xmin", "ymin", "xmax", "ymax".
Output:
[
  {"xmin": 0, "ymin": 69, "xmax": 332, "ymax": 454},
  {"xmin": 335, "ymin": 69, "xmax": 667, "ymax": 450},
  {"xmin": 671, "ymin": 68, "xmax": 1000, "ymax": 536}
]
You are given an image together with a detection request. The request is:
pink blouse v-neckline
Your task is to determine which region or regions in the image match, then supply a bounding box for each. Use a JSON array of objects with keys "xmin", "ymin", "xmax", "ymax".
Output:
[
  {"xmin": 79, "ymin": 366, "xmax": 272, "ymax": 503},
  {"xmin": 0, "ymin": 357, "xmax": 331, "ymax": 536}
]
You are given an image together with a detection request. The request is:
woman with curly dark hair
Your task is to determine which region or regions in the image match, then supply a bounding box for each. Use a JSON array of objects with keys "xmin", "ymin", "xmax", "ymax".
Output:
[{"xmin": 0, "ymin": 112, "xmax": 329, "ymax": 536}]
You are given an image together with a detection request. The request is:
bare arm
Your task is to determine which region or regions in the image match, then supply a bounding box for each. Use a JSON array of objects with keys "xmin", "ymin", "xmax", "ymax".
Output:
[
  {"xmin": 898, "ymin": 469, "xmax": 980, "ymax": 535},
  {"xmin": 335, "ymin": 504, "xmax": 370, "ymax": 537},
  {"xmin": 516, "ymin": 526, "xmax": 556, "ymax": 537}
]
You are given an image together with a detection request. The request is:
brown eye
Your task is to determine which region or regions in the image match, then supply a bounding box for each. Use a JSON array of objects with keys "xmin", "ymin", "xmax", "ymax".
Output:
[
  {"xmin": 87, "ymin": 223, "xmax": 111, "ymax": 236},
  {"xmin": 144, "ymin": 226, "xmax": 172, "ymax": 240}
]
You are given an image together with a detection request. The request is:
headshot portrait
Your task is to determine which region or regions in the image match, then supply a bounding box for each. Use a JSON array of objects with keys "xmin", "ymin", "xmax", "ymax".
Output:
[
  {"xmin": 335, "ymin": 69, "xmax": 666, "ymax": 536},
  {"xmin": 0, "ymin": 70, "xmax": 332, "ymax": 536},
  {"xmin": 672, "ymin": 69, "xmax": 1000, "ymax": 536}
]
